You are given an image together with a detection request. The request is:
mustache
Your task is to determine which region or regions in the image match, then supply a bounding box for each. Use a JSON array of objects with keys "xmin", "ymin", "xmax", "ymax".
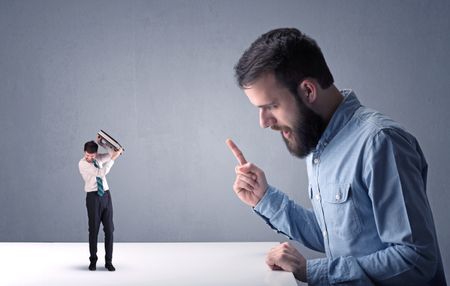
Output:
[{"xmin": 271, "ymin": 125, "xmax": 290, "ymax": 132}]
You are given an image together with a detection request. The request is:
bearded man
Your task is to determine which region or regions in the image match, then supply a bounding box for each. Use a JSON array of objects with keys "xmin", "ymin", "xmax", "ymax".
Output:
[{"xmin": 229, "ymin": 28, "xmax": 446, "ymax": 286}]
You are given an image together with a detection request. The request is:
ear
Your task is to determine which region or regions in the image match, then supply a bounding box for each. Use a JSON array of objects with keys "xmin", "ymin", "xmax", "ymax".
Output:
[{"xmin": 297, "ymin": 79, "xmax": 317, "ymax": 105}]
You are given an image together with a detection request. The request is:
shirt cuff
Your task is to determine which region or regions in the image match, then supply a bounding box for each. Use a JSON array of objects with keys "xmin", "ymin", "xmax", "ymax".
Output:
[
  {"xmin": 307, "ymin": 258, "xmax": 329, "ymax": 285},
  {"xmin": 253, "ymin": 185, "xmax": 284, "ymax": 218}
]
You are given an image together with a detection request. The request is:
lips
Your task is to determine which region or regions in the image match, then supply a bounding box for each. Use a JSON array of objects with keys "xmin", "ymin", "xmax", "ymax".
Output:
[{"xmin": 271, "ymin": 125, "xmax": 292, "ymax": 139}]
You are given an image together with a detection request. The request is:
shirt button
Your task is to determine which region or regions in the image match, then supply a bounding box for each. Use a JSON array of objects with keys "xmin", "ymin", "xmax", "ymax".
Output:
[
  {"xmin": 315, "ymin": 194, "xmax": 321, "ymax": 201},
  {"xmin": 335, "ymin": 194, "xmax": 341, "ymax": 201},
  {"xmin": 322, "ymin": 230, "xmax": 327, "ymax": 237},
  {"xmin": 313, "ymin": 158, "xmax": 320, "ymax": 164}
]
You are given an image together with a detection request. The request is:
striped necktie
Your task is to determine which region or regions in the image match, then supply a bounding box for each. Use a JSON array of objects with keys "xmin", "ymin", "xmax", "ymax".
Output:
[{"xmin": 93, "ymin": 160, "xmax": 105, "ymax": 197}]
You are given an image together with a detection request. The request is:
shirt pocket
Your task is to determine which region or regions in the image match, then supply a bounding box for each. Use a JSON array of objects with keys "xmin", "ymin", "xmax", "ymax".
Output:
[{"xmin": 322, "ymin": 183, "xmax": 362, "ymax": 240}]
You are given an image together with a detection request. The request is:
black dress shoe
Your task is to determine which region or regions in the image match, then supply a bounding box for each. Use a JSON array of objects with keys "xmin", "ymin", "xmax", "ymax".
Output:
[
  {"xmin": 105, "ymin": 263, "xmax": 116, "ymax": 271},
  {"xmin": 89, "ymin": 262, "xmax": 96, "ymax": 271}
]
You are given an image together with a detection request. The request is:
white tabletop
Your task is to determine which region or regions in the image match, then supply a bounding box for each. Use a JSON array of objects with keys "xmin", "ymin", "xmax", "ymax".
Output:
[{"xmin": 0, "ymin": 242, "xmax": 298, "ymax": 286}]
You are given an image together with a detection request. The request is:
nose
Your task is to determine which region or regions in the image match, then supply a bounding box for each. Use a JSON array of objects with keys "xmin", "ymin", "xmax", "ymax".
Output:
[{"xmin": 259, "ymin": 109, "xmax": 276, "ymax": 128}]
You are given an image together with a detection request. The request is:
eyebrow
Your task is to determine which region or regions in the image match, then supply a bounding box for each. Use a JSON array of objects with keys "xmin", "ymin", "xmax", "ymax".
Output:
[{"xmin": 256, "ymin": 101, "xmax": 277, "ymax": 108}]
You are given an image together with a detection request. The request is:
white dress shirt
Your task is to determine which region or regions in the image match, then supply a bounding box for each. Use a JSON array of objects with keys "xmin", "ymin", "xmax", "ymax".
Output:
[{"xmin": 78, "ymin": 153, "xmax": 115, "ymax": 193}]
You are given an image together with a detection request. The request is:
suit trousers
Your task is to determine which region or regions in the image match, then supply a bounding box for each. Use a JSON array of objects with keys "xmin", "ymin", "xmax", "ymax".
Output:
[{"xmin": 86, "ymin": 190, "xmax": 114, "ymax": 263}]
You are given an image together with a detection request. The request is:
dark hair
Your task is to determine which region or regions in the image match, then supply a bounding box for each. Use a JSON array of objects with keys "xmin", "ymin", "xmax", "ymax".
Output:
[
  {"xmin": 234, "ymin": 28, "xmax": 334, "ymax": 95},
  {"xmin": 84, "ymin": 141, "xmax": 98, "ymax": 154}
]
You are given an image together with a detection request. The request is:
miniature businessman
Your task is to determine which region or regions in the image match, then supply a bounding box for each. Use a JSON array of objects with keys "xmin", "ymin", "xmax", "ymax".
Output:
[
  {"xmin": 228, "ymin": 28, "xmax": 446, "ymax": 285},
  {"xmin": 78, "ymin": 136, "xmax": 122, "ymax": 271}
]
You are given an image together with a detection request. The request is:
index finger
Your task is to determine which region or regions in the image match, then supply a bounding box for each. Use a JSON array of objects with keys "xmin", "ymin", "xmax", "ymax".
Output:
[{"xmin": 226, "ymin": 138, "xmax": 247, "ymax": 165}]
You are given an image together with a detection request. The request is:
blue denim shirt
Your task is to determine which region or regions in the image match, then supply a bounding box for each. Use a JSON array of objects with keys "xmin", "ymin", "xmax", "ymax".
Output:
[{"xmin": 254, "ymin": 90, "xmax": 446, "ymax": 285}]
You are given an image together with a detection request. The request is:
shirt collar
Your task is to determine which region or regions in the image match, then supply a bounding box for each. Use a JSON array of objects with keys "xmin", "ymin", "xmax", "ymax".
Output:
[{"xmin": 318, "ymin": 89, "xmax": 361, "ymax": 147}]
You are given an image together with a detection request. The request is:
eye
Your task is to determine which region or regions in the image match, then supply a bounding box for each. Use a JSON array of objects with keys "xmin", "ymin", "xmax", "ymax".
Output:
[{"xmin": 260, "ymin": 103, "xmax": 278, "ymax": 112}]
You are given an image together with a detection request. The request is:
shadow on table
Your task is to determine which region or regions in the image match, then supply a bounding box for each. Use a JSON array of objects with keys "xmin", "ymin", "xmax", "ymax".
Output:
[{"xmin": 70, "ymin": 265, "xmax": 110, "ymax": 272}]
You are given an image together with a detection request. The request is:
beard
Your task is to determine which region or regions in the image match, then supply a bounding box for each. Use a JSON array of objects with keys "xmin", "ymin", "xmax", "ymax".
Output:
[{"xmin": 274, "ymin": 96, "xmax": 326, "ymax": 159}]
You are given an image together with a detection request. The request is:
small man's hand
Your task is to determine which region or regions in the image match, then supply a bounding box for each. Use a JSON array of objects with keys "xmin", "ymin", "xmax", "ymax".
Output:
[
  {"xmin": 266, "ymin": 242, "xmax": 307, "ymax": 282},
  {"xmin": 96, "ymin": 134, "xmax": 106, "ymax": 147},
  {"xmin": 111, "ymin": 148, "xmax": 123, "ymax": 160},
  {"xmin": 226, "ymin": 139, "xmax": 268, "ymax": 207}
]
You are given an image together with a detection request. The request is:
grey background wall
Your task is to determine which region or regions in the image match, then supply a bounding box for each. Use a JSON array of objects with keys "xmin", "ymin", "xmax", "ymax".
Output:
[{"xmin": 1, "ymin": 0, "xmax": 449, "ymax": 279}]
